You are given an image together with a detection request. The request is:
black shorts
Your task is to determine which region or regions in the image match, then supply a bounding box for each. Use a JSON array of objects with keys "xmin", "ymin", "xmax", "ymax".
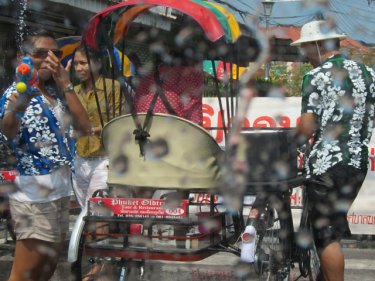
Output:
[{"xmin": 306, "ymin": 163, "xmax": 367, "ymax": 251}]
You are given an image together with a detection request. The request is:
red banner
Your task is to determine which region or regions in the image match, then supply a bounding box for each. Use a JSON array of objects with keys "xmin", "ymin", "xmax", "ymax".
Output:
[
  {"xmin": 0, "ymin": 170, "xmax": 18, "ymax": 182},
  {"xmin": 89, "ymin": 198, "xmax": 189, "ymax": 219}
]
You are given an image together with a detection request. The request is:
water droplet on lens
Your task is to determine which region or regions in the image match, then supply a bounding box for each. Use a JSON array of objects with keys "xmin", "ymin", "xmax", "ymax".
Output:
[
  {"xmin": 112, "ymin": 154, "xmax": 128, "ymax": 175},
  {"xmin": 145, "ymin": 138, "xmax": 169, "ymax": 159}
]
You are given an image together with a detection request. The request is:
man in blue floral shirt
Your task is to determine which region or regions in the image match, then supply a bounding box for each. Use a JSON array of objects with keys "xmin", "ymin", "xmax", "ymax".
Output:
[
  {"xmin": 0, "ymin": 29, "xmax": 91, "ymax": 281},
  {"xmin": 292, "ymin": 20, "xmax": 375, "ymax": 281}
]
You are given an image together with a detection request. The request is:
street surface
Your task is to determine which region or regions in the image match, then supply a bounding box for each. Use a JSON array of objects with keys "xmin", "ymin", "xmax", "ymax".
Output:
[{"xmin": 1, "ymin": 218, "xmax": 375, "ymax": 281}]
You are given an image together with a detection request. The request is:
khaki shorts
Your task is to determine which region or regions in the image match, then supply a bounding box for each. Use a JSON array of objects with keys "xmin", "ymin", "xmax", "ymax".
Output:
[{"xmin": 9, "ymin": 197, "xmax": 70, "ymax": 243}]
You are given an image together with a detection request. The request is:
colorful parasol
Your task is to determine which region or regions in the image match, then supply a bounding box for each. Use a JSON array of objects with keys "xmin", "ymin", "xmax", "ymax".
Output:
[
  {"xmin": 82, "ymin": 0, "xmax": 243, "ymax": 49},
  {"xmin": 57, "ymin": 36, "xmax": 81, "ymax": 67},
  {"xmin": 57, "ymin": 36, "xmax": 134, "ymax": 77}
]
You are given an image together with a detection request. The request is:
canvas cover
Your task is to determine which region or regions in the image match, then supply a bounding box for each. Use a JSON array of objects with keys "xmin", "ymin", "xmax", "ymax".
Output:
[{"xmin": 102, "ymin": 113, "xmax": 223, "ymax": 190}]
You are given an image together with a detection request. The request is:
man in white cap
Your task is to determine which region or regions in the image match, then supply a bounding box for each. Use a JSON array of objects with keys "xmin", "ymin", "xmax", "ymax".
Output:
[{"xmin": 293, "ymin": 20, "xmax": 375, "ymax": 281}]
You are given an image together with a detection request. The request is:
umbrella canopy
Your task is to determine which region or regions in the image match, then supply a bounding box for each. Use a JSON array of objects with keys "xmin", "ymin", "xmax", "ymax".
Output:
[
  {"xmin": 81, "ymin": 0, "xmax": 262, "ymax": 66},
  {"xmin": 82, "ymin": 0, "xmax": 241, "ymax": 47},
  {"xmin": 56, "ymin": 36, "xmax": 81, "ymax": 67},
  {"xmin": 56, "ymin": 36, "xmax": 134, "ymax": 77}
]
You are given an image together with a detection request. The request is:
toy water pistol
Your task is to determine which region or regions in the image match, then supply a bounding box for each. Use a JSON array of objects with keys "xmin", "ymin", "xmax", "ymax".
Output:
[{"xmin": 15, "ymin": 56, "xmax": 39, "ymax": 95}]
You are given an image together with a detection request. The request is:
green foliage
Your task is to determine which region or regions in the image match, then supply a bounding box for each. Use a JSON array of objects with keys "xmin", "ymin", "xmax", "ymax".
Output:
[
  {"xmin": 351, "ymin": 54, "xmax": 375, "ymax": 69},
  {"xmin": 270, "ymin": 64, "xmax": 289, "ymax": 85},
  {"xmin": 203, "ymin": 75, "xmax": 226, "ymax": 97},
  {"xmin": 203, "ymin": 75, "xmax": 241, "ymax": 97},
  {"xmin": 202, "ymin": 62, "xmax": 317, "ymax": 98},
  {"xmin": 202, "ymin": 52, "xmax": 375, "ymax": 98},
  {"xmin": 269, "ymin": 62, "xmax": 313, "ymax": 97},
  {"xmin": 202, "ymin": 63, "xmax": 315, "ymax": 98}
]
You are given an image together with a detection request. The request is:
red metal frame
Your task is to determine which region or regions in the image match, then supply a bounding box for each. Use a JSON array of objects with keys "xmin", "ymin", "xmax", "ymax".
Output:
[{"xmin": 84, "ymin": 246, "xmax": 215, "ymax": 262}]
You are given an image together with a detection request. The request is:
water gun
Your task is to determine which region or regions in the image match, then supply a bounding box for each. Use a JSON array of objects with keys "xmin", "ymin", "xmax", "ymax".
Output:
[{"xmin": 15, "ymin": 56, "xmax": 39, "ymax": 95}]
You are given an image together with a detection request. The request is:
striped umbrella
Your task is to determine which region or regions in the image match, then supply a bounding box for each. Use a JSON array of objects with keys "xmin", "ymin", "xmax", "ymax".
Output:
[
  {"xmin": 82, "ymin": 0, "xmax": 247, "ymax": 49},
  {"xmin": 56, "ymin": 36, "xmax": 134, "ymax": 77},
  {"xmin": 56, "ymin": 36, "xmax": 81, "ymax": 67}
]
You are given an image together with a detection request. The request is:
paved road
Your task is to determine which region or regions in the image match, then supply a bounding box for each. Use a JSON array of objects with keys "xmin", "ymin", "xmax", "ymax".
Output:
[
  {"xmin": 1, "ymin": 235, "xmax": 375, "ymax": 280},
  {"xmin": 1, "ymin": 213, "xmax": 375, "ymax": 281}
]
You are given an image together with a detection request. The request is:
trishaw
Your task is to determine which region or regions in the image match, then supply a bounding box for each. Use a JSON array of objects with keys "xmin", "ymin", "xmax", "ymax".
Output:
[{"xmin": 66, "ymin": 1, "xmax": 320, "ymax": 280}]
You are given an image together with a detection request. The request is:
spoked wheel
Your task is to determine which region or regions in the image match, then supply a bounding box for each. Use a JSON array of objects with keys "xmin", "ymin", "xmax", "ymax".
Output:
[
  {"xmin": 297, "ymin": 198, "xmax": 321, "ymax": 281},
  {"xmin": 71, "ymin": 225, "xmax": 139, "ymax": 281},
  {"xmin": 254, "ymin": 195, "xmax": 293, "ymax": 281},
  {"xmin": 71, "ymin": 233, "xmax": 126, "ymax": 281},
  {"xmin": 297, "ymin": 241, "xmax": 320, "ymax": 281},
  {"xmin": 79, "ymin": 256, "xmax": 127, "ymax": 281}
]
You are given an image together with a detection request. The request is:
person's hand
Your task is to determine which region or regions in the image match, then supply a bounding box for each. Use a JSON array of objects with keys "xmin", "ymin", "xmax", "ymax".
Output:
[
  {"xmin": 7, "ymin": 92, "xmax": 19, "ymax": 111},
  {"xmin": 7, "ymin": 91, "xmax": 33, "ymax": 113},
  {"xmin": 44, "ymin": 50, "xmax": 71, "ymax": 89},
  {"xmin": 65, "ymin": 59, "xmax": 72, "ymax": 73}
]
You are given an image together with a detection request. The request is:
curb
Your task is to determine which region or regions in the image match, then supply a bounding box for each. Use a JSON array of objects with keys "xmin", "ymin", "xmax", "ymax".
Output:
[{"xmin": 341, "ymin": 239, "xmax": 375, "ymax": 249}]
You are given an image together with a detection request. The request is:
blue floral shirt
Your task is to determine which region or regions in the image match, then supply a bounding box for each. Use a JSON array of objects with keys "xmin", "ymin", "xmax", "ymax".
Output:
[
  {"xmin": 301, "ymin": 54, "xmax": 375, "ymax": 176},
  {"xmin": 0, "ymin": 83, "xmax": 75, "ymax": 175}
]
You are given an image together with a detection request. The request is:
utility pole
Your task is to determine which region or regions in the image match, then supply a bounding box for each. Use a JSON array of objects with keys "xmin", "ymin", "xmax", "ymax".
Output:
[{"xmin": 262, "ymin": 0, "xmax": 275, "ymax": 80}]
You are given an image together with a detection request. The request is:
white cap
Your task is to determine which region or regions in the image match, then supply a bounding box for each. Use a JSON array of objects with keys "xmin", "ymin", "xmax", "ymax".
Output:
[{"xmin": 291, "ymin": 20, "xmax": 346, "ymax": 46}]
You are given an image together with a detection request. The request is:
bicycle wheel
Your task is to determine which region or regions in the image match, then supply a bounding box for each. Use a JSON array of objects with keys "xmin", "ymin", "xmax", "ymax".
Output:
[
  {"xmin": 254, "ymin": 194, "xmax": 293, "ymax": 281},
  {"xmin": 307, "ymin": 243, "xmax": 320, "ymax": 281},
  {"xmin": 71, "ymin": 223, "xmax": 129, "ymax": 281},
  {"xmin": 297, "ymin": 196, "xmax": 321, "ymax": 281}
]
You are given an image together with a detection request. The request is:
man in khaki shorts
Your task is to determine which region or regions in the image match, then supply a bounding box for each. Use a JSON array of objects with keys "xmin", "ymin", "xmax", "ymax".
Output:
[{"xmin": 0, "ymin": 29, "xmax": 91, "ymax": 281}]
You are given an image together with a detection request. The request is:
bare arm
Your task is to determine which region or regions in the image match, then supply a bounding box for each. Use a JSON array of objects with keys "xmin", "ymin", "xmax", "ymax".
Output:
[
  {"xmin": 296, "ymin": 112, "xmax": 317, "ymax": 145},
  {"xmin": 61, "ymin": 85, "xmax": 92, "ymax": 134}
]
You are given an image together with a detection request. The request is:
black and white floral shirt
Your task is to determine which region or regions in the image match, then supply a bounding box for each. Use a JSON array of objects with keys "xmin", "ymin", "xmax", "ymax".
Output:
[{"xmin": 301, "ymin": 54, "xmax": 375, "ymax": 176}]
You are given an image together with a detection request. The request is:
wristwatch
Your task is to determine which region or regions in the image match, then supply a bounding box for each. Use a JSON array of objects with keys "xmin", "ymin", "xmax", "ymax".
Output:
[{"xmin": 62, "ymin": 83, "xmax": 74, "ymax": 93}]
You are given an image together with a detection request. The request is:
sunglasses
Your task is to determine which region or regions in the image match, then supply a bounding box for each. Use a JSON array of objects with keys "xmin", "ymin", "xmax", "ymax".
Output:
[{"xmin": 30, "ymin": 48, "xmax": 63, "ymax": 59}]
